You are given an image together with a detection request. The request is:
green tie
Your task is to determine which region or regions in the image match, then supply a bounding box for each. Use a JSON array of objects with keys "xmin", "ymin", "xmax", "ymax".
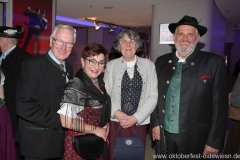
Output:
[{"xmin": 60, "ymin": 64, "xmax": 64, "ymax": 71}]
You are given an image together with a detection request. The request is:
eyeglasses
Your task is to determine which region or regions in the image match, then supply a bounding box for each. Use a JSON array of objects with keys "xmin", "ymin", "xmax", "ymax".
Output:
[
  {"xmin": 86, "ymin": 58, "xmax": 106, "ymax": 68},
  {"xmin": 120, "ymin": 39, "xmax": 135, "ymax": 45},
  {"xmin": 52, "ymin": 37, "xmax": 74, "ymax": 48}
]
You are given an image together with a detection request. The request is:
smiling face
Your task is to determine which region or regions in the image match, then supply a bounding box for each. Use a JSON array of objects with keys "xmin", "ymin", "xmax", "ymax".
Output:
[
  {"xmin": 81, "ymin": 53, "xmax": 105, "ymax": 81},
  {"xmin": 50, "ymin": 28, "xmax": 74, "ymax": 63},
  {"xmin": 119, "ymin": 34, "xmax": 137, "ymax": 62},
  {"xmin": 173, "ymin": 25, "xmax": 200, "ymax": 58}
]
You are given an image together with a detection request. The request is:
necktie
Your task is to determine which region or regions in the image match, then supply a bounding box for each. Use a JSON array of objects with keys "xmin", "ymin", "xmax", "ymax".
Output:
[{"xmin": 60, "ymin": 64, "xmax": 64, "ymax": 71}]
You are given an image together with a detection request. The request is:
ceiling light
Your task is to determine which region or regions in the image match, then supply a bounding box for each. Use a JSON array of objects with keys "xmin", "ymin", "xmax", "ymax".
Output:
[
  {"xmin": 109, "ymin": 25, "xmax": 114, "ymax": 32},
  {"xmin": 94, "ymin": 21, "xmax": 100, "ymax": 30},
  {"xmin": 85, "ymin": 17, "xmax": 127, "ymax": 30}
]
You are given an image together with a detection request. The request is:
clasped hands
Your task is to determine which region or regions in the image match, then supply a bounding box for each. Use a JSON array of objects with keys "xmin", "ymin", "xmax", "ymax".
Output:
[
  {"xmin": 93, "ymin": 123, "xmax": 109, "ymax": 141},
  {"xmin": 114, "ymin": 110, "xmax": 138, "ymax": 129}
]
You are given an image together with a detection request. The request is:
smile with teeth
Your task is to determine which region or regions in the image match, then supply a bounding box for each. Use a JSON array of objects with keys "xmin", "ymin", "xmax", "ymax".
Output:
[{"xmin": 91, "ymin": 70, "xmax": 99, "ymax": 73}]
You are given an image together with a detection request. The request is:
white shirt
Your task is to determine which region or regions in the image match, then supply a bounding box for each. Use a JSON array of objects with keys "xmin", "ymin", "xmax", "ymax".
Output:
[{"xmin": 175, "ymin": 50, "xmax": 194, "ymax": 62}]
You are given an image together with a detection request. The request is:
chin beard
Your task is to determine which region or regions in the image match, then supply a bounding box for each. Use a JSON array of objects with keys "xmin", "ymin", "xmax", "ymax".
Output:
[{"xmin": 175, "ymin": 41, "xmax": 197, "ymax": 57}]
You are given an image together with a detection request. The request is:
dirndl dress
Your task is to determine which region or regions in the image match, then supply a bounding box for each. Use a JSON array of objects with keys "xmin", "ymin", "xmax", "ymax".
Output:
[{"xmin": 62, "ymin": 107, "xmax": 104, "ymax": 160}]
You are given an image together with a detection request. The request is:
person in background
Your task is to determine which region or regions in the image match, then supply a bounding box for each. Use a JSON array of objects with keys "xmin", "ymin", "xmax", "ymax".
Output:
[
  {"xmin": 0, "ymin": 69, "xmax": 17, "ymax": 160},
  {"xmin": 108, "ymin": 46, "xmax": 121, "ymax": 61},
  {"xmin": 23, "ymin": 7, "xmax": 44, "ymax": 55},
  {"xmin": 151, "ymin": 15, "xmax": 228, "ymax": 159},
  {"xmin": 57, "ymin": 42, "xmax": 111, "ymax": 160},
  {"xmin": 224, "ymin": 73, "xmax": 240, "ymax": 156},
  {"xmin": 16, "ymin": 24, "xmax": 75, "ymax": 160},
  {"xmin": 40, "ymin": 10, "xmax": 48, "ymax": 31},
  {"xmin": 0, "ymin": 26, "xmax": 32, "ymax": 160},
  {"xmin": 0, "ymin": 25, "xmax": 31, "ymax": 139},
  {"xmin": 104, "ymin": 29, "xmax": 158, "ymax": 160},
  {"xmin": 233, "ymin": 59, "xmax": 240, "ymax": 84}
]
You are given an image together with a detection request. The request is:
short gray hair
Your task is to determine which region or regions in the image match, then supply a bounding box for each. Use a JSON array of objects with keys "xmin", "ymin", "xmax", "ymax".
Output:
[
  {"xmin": 50, "ymin": 24, "xmax": 76, "ymax": 43},
  {"xmin": 10, "ymin": 38, "xmax": 18, "ymax": 44},
  {"xmin": 113, "ymin": 29, "xmax": 142, "ymax": 52}
]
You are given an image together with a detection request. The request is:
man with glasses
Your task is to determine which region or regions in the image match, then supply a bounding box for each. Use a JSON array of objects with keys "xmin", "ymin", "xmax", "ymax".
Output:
[{"xmin": 16, "ymin": 24, "xmax": 75, "ymax": 160}]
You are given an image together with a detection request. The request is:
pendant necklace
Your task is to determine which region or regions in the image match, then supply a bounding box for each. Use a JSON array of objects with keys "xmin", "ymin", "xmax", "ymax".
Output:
[{"xmin": 92, "ymin": 79, "xmax": 98, "ymax": 84}]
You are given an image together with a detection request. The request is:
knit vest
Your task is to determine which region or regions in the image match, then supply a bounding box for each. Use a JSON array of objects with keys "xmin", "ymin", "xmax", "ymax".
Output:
[{"xmin": 164, "ymin": 62, "xmax": 185, "ymax": 133}]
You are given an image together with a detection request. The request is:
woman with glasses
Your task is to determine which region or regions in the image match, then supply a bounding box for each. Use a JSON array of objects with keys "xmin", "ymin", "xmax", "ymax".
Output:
[
  {"xmin": 57, "ymin": 42, "xmax": 111, "ymax": 160},
  {"xmin": 104, "ymin": 30, "xmax": 158, "ymax": 160}
]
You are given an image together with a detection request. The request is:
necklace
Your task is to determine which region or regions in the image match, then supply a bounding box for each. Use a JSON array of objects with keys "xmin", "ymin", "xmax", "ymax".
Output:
[{"xmin": 92, "ymin": 79, "xmax": 98, "ymax": 84}]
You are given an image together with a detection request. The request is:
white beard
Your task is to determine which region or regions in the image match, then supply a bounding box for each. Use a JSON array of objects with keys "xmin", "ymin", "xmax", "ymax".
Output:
[{"xmin": 175, "ymin": 40, "xmax": 197, "ymax": 58}]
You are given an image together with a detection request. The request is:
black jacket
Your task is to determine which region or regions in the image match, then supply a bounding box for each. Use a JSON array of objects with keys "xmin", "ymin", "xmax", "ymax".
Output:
[
  {"xmin": 16, "ymin": 54, "xmax": 73, "ymax": 158},
  {"xmin": 0, "ymin": 46, "xmax": 31, "ymax": 136},
  {"xmin": 151, "ymin": 49, "xmax": 228, "ymax": 155}
]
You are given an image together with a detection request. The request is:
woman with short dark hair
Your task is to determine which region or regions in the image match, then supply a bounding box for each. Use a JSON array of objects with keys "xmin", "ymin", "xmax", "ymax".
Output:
[{"xmin": 58, "ymin": 42, "xmax": 111, "ymax": 160}]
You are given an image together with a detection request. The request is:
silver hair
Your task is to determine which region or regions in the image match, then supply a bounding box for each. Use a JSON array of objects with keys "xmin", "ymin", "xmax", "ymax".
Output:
[
  {"xmin": 50, "ymin": 24, "xmax": 76, "ymax": 43},
  {"xmin": 10, "ymin": 38, "xmax": 18, "ymax": 44},
  {"xmin": 112, "ymin": 29, "xmax": 142, "ymax": 52}
]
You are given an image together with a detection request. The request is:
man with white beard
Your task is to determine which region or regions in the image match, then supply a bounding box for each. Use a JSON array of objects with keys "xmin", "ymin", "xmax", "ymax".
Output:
[{"xmin": 151, "ymin": 15, "xmax": 228, "ymax": 159}]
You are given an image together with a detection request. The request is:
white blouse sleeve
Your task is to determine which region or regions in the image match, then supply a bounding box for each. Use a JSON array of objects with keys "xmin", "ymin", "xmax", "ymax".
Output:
[
  {"xmin": 57, "ymin": 102, "xmax": 84, "ymax": 118},
  {"xmin": 0, "ymin": 71, "xmax": 5, "ymax": 86}
]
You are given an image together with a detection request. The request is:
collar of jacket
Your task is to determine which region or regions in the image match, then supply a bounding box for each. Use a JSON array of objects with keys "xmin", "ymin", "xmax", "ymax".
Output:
[
  {"xmin": 173, "ymin": 49, "xmax": 198, "ymax": 65},
  {"xmin": 120, "ymin": 55, "xmax": 138, "ymax": 66},
  {"xmin": 45, "ymin": 53, "xmax": 64, "ymax": 71}
]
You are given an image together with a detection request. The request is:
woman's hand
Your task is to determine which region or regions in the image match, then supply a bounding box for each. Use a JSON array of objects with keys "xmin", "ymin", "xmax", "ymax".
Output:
[
  {"xmin": 103, "ymin": 123, "xmax": 109, "ymax": 137},
  {"xmin": 114, "ymin": 110, "xmax": 128, "ymax": 123},
  {"xmin": 93, "ymin": 126, "xmax": 108, "ymax": 141},
  {"xmin": 120, "ymin": 115, "xmax": 138, "ymax": 129}
]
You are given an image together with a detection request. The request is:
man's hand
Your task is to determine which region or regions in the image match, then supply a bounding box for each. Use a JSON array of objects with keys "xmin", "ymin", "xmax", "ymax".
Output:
[
  {"xmin": 203, "ymin": 145, "xmax": 219, "ymax": 155},
  {"xmin": 152, "ymin": 126, "xmax": 160, "ymax": 140}
]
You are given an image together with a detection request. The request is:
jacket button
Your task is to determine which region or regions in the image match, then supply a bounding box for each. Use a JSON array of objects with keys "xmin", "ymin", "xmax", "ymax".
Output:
[
  {"xmin": 172, "ymin": 66, "xmax": 175, "ymax": 70},
  {"xmin": 162, "ymin": 110, "xmax": 165, "ymax": 113},
  {"xmin": 163, "ymin": 95, "xmax": 165, "ymax": 98},
  {"xmin": 166, "ymin": 80, "xmax": 170, "ymax": 84}
]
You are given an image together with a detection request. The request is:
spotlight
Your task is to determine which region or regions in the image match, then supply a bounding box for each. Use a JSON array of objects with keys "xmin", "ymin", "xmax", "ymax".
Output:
[
  {"xmin": 94, "ymin": 21, "xmax": 100, "ymax": 30},
  {"xmin": 109, "ymin": 25, "xmax": 114, "ymax": 32}
]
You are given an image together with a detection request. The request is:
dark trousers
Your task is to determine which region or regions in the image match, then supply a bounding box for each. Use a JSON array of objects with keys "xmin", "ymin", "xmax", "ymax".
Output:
[
  {"xmin": 164, "ymin": 130, "xmax": 179, "ymax": 160},
  {"xmin": 164, "ymin": 130, "xmax": 210, "ymax": 160}
]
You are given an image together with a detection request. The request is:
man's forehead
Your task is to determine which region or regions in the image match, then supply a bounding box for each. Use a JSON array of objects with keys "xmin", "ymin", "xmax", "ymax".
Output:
[{"xmin": 177, "ymin": 25, "xmax": 196, "ymax": 32}]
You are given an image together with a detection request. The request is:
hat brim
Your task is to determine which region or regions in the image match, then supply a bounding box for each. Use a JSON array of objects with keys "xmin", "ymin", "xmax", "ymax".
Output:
[
  {"xmin": 168, "ymin": 23, "xmax": 207, "ymax": 37},
  {"xmin": 0, "ymin": 33, "xmax": 23, "ymax": 38}
]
